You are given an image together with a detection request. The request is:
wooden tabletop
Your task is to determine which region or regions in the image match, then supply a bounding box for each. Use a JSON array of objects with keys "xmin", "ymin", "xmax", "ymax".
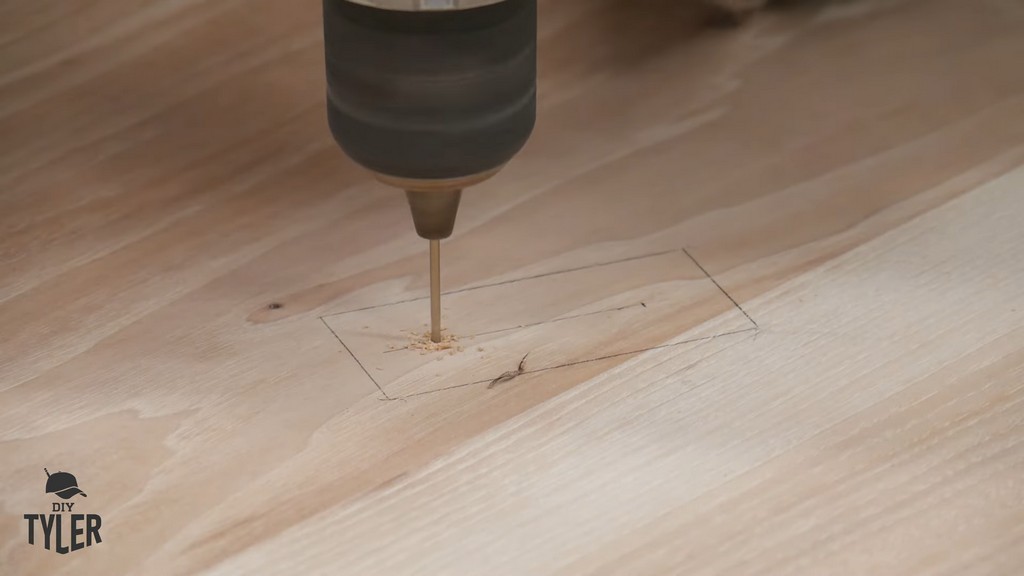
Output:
[{"xmin": 2, "ymin": 0, "xmax": 1023, "ymax": 573}]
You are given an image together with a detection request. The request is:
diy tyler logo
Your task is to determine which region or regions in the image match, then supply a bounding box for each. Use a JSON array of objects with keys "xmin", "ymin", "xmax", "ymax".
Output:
[{"xmin": 24, "ymin": 468, "xmax": 103, "ymax": 554}]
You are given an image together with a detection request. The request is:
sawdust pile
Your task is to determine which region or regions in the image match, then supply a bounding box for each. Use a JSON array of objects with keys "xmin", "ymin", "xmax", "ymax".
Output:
[{"xmin": 406, "ymin": 329, "xmax": 464, "ymax": 355}]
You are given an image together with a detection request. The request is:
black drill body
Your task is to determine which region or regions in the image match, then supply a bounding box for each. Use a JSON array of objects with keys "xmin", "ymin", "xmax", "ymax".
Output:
[
  {"xmin": 321, "ymin": 0, "xmax": 537, "ymax": 343},
  {"xmin": 323, "ymin": 0, "xmax": 537, "ymax": 181}
]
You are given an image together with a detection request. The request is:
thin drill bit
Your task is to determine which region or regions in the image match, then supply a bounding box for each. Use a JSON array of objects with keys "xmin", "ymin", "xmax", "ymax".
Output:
[{"xmin": 430, "ymin": 239, "xmax": 441, "ymax": 343}]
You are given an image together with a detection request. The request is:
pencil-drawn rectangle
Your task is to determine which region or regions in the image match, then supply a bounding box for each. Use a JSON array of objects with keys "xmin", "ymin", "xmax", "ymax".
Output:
[{"xmin": 323, "ymin": 250, "xmax": 753, "ymax": 398}]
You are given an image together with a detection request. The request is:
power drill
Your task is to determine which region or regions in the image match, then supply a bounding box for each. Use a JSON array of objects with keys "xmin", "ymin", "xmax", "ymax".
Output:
[{"xmin": 322, "ymin": 0, "xmax": 537, "ymax": 342}]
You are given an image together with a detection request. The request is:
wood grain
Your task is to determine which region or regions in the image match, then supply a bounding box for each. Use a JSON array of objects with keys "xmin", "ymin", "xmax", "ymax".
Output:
[{"xmin": 2, "ymin": 0, "xmax": 1023, "ymax": 574}]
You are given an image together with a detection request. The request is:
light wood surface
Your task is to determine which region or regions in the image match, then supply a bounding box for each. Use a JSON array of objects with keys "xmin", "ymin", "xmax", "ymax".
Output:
[{"xmin": 2, "ymin": 0, "xmax": 1023, "ymax": 574}]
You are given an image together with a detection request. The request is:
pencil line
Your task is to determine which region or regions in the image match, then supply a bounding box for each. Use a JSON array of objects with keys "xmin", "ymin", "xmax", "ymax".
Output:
[
  {"xmin": 681, "ymin": 247, "xmax": 759, "ymax": 329},
  {"xmin": 318, "ymin": 245, "xmax": 760, "ymax": 401},
  {"xmin": 320, "ymin": 248, "xmax": 680, "ymax": 319},
  {"xmin": 320, "ymin": 317, "xmax": 390, "ymax": 400},
  {"xmin": 473, "ymin": 303, "xmax": 643, "ymax": 338}
]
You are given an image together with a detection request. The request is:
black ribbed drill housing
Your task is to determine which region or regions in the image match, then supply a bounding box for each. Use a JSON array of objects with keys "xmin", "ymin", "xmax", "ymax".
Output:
[{"xmin": 323, "ymin": 0, "xmax": 537, "ymax": 180}]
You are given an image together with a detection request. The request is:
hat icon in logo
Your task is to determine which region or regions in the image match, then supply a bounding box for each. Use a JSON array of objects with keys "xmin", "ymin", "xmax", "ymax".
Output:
[{"xmin": 44, "ymin": 468, "xmax": 87, "ymax": 499}]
